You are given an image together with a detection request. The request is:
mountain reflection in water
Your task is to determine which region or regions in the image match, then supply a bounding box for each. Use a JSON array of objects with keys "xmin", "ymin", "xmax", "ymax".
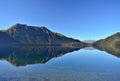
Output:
[
  {"xmin": 0, "ymin": 44, "xmax": 120, "ymax": 67},
  {"xmin": 0, "ymin": 46, "xmax": 80, "ymax": 67},
  {"xmin": 94, "ymin": 43, "xmax": 120, "ymax": 58}
]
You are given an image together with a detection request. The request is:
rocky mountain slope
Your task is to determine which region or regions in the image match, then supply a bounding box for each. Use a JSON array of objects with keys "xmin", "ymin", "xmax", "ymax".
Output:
[
  {"xmin": 93, "ymin": 32, "xmax": 120, "ymax": 47},
  {"xmin": 0, "ymin": 31, "xmax": 16, "ymax": 45},
  {"xmin": 0, "ymin": 23, "xmax": 86, "ymax": 46}
]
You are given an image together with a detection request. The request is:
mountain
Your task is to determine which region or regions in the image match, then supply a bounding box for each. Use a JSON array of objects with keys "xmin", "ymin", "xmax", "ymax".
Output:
[
  {"xmin": 83, "ymin": 40, "xmax": 96, "ymax": 43},
  {"xmin": 93, "ymin": 32, "xmax": 120, "ymax": 47},
  {"xmin": 0, "ymin": 23, "xmax": 86, "ymax": 47},
  {"xmin": 0, "ymin": 31, "xmax": 17, "ymax": 46},
  {"xmin": 93, "ymin": 32, "xmax": 120, "ymax": 57}
]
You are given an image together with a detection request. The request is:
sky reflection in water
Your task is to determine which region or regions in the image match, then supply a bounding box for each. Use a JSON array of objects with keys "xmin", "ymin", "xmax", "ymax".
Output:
[{"xmin": 0, "ymin": 46, "xmax": 120, "ymax": 81}]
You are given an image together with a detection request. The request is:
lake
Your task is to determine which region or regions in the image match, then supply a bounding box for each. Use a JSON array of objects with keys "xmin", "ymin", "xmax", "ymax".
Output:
[{"xmin": 0, "ymin": 46, "xmax": 120, "ymax": 81}]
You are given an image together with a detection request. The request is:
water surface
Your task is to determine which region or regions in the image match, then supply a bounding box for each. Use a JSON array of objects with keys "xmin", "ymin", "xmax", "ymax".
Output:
[{"xmin": 0, "ymin": 46, "xmax": 120, "ymax": 81}]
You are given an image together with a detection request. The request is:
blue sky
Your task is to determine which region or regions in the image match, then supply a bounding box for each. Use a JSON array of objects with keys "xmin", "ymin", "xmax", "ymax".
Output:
[{"xmin": 0, "ymin": 0, "xmax": 120, "ymax": 40}]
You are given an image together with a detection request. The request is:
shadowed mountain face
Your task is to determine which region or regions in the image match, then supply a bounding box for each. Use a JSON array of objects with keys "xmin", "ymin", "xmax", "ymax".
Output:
[
  {"xmin": 0, "ymin": 23, "xmax": 86, "ymax": 47},
  {"xmin": 93, "ymin": 33, "xmax": 120, "ymax": 57},
  {"xmin": 0, "ymin": 31, "xmax": 17, "ymax": 46},
  {"xmin": 0, "ymin": 46, "xmax": 80, "ymax": 67}
]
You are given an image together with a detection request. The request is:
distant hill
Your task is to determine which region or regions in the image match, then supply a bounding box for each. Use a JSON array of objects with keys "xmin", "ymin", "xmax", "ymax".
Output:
[
  {"xmin": 93, "ymin": 32, "xmax": 120, "ymax": 47},
  {"xmin": 0, "ymin": 23, "xmax": 86, "ymax": 47},
  {"xmin": 93, "ymin": 32, "xmax": 120, "ymax": 57},
  {"xmin": 83, "ymin": 40, "xmax": 96, "ymax": 43}
]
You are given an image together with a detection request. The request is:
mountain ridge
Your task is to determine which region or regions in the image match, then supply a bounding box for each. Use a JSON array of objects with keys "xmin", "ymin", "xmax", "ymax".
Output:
[
  {"xmin": 93, "ymin": 32, "xmax": 120, "ymax": 57},
  {"xmin": 0, "ymin": 23, "xmax": 86, "ymax": 47}
]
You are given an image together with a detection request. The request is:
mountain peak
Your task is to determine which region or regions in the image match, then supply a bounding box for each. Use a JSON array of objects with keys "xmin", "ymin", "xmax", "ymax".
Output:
[
  {"xmin": 6, "ymin": 23, "xmax": 27, "ymax": 31},
  {"xmin": 6, "ymin": 23, "xmax": 49, "ymax": 32},
  {"xmin": 0, "ymin": 23, "xmax": 85, "ymax": 45},
  {"xmin": 13, "ymin": 23, "xmax": 27, "ymax": 27},
  {"xmin": 11, "ymin": 23, "xmax": 47, "ymax": 29}
]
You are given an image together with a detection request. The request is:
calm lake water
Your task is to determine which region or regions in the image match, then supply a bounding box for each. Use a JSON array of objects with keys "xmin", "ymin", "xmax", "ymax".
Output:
[{"xmin": 0, "ymin": 46, "xmax": 120, "ymax": 81}]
